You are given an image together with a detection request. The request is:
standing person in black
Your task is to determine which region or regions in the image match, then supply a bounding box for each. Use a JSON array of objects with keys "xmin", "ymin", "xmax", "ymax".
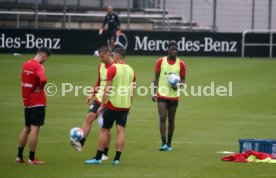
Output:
[{"xmin": 99, "ymin": 6, "xmax": 121, "ymax": 51}]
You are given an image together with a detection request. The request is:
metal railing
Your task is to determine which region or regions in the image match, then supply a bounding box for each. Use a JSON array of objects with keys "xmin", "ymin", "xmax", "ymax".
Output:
[
  {"xmin": 0, "ymin": 10, "xmax": 181, "ymax": 30},
  {"xmin": 241, "ymin": 30, "xmax": 276, "ymax": 58},
  {"xmin": 0, "ymin": 0, "xmax": 275, "ymax": 32}
]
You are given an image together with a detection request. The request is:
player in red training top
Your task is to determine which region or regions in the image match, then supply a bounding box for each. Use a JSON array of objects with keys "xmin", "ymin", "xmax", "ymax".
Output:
[{"xmin": 16, "ymin": 48, "xmax": 51, "ymax": 165}]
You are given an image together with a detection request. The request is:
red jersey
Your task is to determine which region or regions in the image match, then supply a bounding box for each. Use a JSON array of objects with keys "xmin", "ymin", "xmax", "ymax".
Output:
[
  {"xmin": 155, "ymin": 57, "xmax": 186, "ymax": 100},
  {"xmin": 105, "ymin": 62, "xmax": 136, "ymax": 111},
  {"xmin": 22, "ymin": 59, "xmax": 47, "ymax": 107}
]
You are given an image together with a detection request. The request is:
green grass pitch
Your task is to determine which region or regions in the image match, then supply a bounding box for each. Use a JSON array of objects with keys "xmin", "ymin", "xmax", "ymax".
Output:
[{"xmin": 0, "ymin": 54, "xmax": 276, "ymax": 178}]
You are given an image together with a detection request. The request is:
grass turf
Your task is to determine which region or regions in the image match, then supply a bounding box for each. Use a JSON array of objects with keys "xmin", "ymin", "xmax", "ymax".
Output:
[{"xmin": 0, "ymin": 54, "xmax": 276, "ymax": 178}]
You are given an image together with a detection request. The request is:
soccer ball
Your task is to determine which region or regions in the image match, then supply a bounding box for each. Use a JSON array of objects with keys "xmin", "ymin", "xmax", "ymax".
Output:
[
  {"xmin": 168, "ymin": 74, "xmax": 180, "ymax": 88},
  {"xmin": 69, "ymin": 127, "xmax": 83, "ymax": 141}
]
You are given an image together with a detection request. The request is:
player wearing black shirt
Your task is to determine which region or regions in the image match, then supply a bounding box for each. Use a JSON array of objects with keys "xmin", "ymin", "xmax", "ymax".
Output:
[{"xmin": 99, "ymin": 6, "xmax": 121, "ymax": 50}]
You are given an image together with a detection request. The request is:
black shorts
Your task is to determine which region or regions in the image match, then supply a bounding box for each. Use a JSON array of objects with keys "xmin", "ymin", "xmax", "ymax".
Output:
[
  {"xmin": 157, "ymin": 98, "xmax": 179, "ymax": 108},
  {"xmin": 107, "ymin": 30, "xmax": 116, "ymax": 41},
  {"xmin": 25, "ymin": 106, "xmax": 45, "ymax": 126},
  {"xmin": 102, "ymin": 108, "xmax": 129, "ymax": 129},
  {"xmin": 88, "ymin": 101, "xmax": 100, "ymax": 114}
]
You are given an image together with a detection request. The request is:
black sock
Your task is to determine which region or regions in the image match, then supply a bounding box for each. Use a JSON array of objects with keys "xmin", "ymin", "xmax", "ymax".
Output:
[
  {"xmin": 103, "ymin": 147, "xmax": 109, "ymax": 156},
  {"xmin": 95, "ymin": 150, "xmax": 103, "ymax": 160},
  {"xmin": 167, "ymin": 135, "xmax": 173, "ymax": 147},
  {"xmin": 161, "ymin": 137, "xmax": 166, "ymax": 145},
  {"xmin": 29, "ymin": 151, "xmax": 35, "ymax": 161},
  {"xmin": 114, "ymin": 151, "xmax": 121, "ymax": 161},
  {"xmin": 17, "ymin": 147, "xmax": 24, "ymax": 159},
  {"xmin": 80, "ymin": 138, "xmax": 86, "ymax": 146}
]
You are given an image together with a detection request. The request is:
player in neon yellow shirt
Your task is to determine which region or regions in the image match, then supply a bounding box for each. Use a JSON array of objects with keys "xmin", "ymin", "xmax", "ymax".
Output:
[
  {"xmin": 85, "ymin": 47, "xmax": 136, "ymax": 165},
  {"xmin": 152, "ymin": 42, "xmax": 186, "ymax": 151},
  {"xmin": 71, "ymin": 47, "xmax": 113, "ymax": 161}
]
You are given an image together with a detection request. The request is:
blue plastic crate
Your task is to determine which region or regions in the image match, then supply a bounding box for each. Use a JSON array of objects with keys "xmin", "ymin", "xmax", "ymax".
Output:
[
  {"xmin": 263, "ymin": 140, "xmax": 276, "ymax": 157},
  {"xmin": 238, "ymin": 139, "xmax": 265, "ymax": 153}
]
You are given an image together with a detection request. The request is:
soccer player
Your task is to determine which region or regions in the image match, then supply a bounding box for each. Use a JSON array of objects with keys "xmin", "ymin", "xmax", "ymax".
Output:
[
  {"xmin": 99, "ymin": 6, "xmax": 121, "ymax": 51},
  {"xmin": 70, "ymin": 46, "xmax": 113, "ymax": 160},
  {"xmin": 152, "ymin": 41, "xmax": 186, "ymax": 151},
  {"xmin": 85, "ymin": 47, "xmax": 135, "ymax": 166},
  {"xmin": 16, "ymin": 47, "xmax": 51, "ymax": 164}
]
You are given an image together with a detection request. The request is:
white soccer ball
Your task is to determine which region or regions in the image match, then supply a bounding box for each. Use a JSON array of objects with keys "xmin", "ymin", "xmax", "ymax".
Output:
[
  {"xmin": 168, "ymin": 74, "xmax": 180, "ymax": 88},
  {"xmin": 69, "ymin": 127, "xmax": 84, "ymax": 141}
]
